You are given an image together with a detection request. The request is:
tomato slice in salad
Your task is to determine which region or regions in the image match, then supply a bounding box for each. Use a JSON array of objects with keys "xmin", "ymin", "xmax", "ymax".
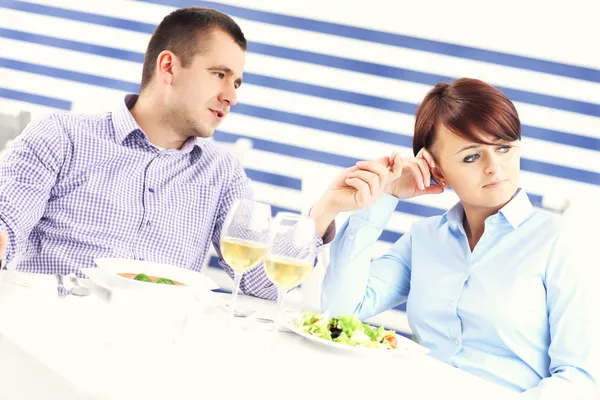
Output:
[{"xmin": 384, "ymin": 334, "xmax": 397, "ymax": 349}]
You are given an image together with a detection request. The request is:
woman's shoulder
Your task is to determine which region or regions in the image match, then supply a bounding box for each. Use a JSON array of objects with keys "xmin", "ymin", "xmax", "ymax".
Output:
[
  {"xmin": 408, "ymin": 214, "xmax": 448, "ymax": 235},
  {"xmin": 407, "ymin": 206, "xmax": 566, "ymax": 237},
  {"xmin": 523, "ymin": 208, "xmax": 565, "ymax": 237}
]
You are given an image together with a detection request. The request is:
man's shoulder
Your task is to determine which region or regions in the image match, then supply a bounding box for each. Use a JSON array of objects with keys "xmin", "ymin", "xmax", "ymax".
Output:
[
  {"xmin": 49, "ymin": 110, "xmax": 112, "ymax": 132},
  {"xmin": 200, "ymin": 139, "xmax": 245, "ymax": 173},
  {"xmin": 25, "ymin": 111, "xmax": 112, "ymax": 138}
]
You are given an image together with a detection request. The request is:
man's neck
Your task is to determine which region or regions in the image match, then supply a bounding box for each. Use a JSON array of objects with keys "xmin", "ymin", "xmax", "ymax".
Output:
[{"xmin": 130, "ymin": 94, "xmax": 187, "ymax": 149}]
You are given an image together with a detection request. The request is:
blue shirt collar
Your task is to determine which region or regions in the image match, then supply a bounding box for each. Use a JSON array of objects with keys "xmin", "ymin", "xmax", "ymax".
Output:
[
  {"xmin": 498, "ymin": 188, "xmax": 534, "ymax": 229},
  {"xmin": 437, "ymin": 188, "xmax": 533, "ymax": 231}
]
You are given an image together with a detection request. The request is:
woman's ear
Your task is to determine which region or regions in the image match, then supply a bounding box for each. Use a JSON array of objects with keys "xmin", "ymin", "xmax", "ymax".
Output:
[
  {"xmin": 423, "ymin": 146, "xmax": 447, "ymax": 187},
  {"xmin": 431, "ymin": 165, "xmax": 447, "ymax": 187}
]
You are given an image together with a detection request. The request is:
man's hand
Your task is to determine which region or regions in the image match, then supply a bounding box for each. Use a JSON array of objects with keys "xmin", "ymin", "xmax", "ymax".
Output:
[{"xmin": 0, "ymin": 231, "xmax": 7, "ymax": 264}]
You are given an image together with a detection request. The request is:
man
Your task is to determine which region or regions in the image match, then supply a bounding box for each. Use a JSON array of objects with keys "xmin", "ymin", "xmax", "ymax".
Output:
[{"xmin": 0, "ymin": 7, "xmax": 335, "ymax": 300}]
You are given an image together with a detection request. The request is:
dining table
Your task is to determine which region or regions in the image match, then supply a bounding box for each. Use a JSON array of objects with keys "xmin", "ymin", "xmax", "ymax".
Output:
[{"xmin": 0, "ymin": 270, "xmax": 521, "ymax": 400}]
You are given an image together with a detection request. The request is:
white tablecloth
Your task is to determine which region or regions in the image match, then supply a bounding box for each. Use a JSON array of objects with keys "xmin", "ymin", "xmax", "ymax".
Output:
[{"xmin": 0, "ymin": 271, "xmax": 520, "ymax": 400}]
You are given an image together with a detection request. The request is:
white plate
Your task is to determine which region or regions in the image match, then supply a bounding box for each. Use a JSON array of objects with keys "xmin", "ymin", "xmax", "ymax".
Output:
[
  {"xmin": 81, "ymin": 258, "xmax": 223, "ymax": 306},
  {"xmin": 286, "ymin": 313, "xmax": 430, "ymax": 357},
  {"xmin": 93, "ymin": 258, "xmax": 219, "ymax": 289}
]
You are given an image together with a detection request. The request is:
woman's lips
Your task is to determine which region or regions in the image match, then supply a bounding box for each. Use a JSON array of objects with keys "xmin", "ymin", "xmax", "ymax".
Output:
[{"xmin": 483, "ymin": 179, "xmax": 508, "ymax": 188}]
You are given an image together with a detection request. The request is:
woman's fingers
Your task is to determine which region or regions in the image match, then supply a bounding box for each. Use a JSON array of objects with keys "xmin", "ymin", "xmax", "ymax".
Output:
[
  {"xmin": 417, "ymin": 148, "xmax": 436, "ymax": 169},
  {"xmin": 346, "ymin": 169, "xmax": 381, "ymax": 197},
  {"xmin": 349, "ymin": 150, "xmax": 437, "ymax": 195},
  {"xmin": 354, "ymin": 160, "xmax": 389, "ymax": 190},
  {"xmin": 344, "ymin": 177, "xmax": 372, "ymax": 204},
  {"xmin": 389, "ymin": 152, "xmax": 403, "ymax": 177},
  {"xmin": 422, "ymin": 184, "xmax": 445, "ymax": 195},
  {"xmin": 403, "ymin": 160, "xmax": 426, "ymax": 190},
  {"xmin": 414, "ymin": 158, "xmax": 431, "ymax": 188}
]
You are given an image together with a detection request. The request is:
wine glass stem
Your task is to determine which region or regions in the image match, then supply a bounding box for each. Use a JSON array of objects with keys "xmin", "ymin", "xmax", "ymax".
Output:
[
  {"xmin": 230, "ymin": 273, "xmax": 243, "ymax": 323},
  {"xmin": 274, "ymin": 287, "xmax": 286, "ymax": 332}
]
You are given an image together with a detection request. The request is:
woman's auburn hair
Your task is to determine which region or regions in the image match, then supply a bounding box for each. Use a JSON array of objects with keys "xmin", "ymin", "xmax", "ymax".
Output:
[{"xmin": 413, "ymin": 78, "xmax": 521, "ymax": 156}]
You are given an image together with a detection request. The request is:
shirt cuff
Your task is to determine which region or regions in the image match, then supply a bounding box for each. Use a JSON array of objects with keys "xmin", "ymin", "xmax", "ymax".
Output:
[
  {"xmin": 352, "ymin": 193, "xmax": 399, "ymax": 227},
  {"xmin": 321, "ymin": 219, "xmax": 337, "ymax": 245},
  {"xmin": 308, "ymin": 205, "xmax": 337, "ymax": 246}
]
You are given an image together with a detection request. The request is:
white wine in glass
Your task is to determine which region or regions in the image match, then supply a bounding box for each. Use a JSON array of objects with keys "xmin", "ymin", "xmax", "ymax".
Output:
[
  {"xmin": 264, "ymin": 256, "xmax": 312, "ymax": 289},
  {"xmin": 265, "ymin": 212, "xmax": 316, "ymax": 332},
  {"xmin": 220, "ymin": 199, "xmax": 271, "ymax": 323},
  {"xmin": 221, "ymin": 237, "xmax": 268, "ymax": 274}
]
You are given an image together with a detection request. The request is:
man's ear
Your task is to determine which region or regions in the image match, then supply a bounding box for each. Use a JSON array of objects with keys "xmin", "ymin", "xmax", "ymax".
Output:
[{"xmin": 157, "ymin": 50, "xmax": 176, "ymax": 85}]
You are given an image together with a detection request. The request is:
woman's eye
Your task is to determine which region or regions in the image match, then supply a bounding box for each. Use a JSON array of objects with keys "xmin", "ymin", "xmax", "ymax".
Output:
[
  {"xmin": 214, "ymin": 72, "xmax": 225, "ymax": 79},
  {"xmin": 463, "ymin": 154, "xmax": 479, "ymax": 163},
  {"xmin": 497, "ymin": 145, "xmax": 511, "ymax": 153}
]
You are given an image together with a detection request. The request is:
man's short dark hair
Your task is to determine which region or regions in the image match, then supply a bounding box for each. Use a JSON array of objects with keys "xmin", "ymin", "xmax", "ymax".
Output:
[{"xmin": 140, "ymin": 7, "xmax": 247, "ymax": 90}]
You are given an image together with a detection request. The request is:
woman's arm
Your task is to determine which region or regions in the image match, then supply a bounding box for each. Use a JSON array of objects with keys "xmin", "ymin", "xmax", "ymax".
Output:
[{"xmin": 321, "ymin": 193, "xmax": 412, "ymax": 320}]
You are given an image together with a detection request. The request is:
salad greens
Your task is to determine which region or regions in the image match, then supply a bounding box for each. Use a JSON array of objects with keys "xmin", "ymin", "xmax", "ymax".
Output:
[
  {"xmin": 294, "ymin": 311, "xmax": 398, "ymax": 349},
  {"xmin": 155, "ymin": 277, "xmax": 176, "ymax": 285},
  {"xmin": 134, "ymin": 273, "xmax": 176, "ymax": 285}
]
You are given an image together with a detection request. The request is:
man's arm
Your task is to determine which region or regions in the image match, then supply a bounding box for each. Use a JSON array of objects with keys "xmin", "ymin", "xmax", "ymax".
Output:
[
  {"xmin": 0, "ymin": 115, "xmax": 68, "ymax": 266},
  {"xmin": 210, "ymin": 166, "xmax": 276, "ymax": 299}
]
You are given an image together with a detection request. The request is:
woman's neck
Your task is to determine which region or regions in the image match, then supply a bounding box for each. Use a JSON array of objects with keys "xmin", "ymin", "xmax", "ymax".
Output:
[{"xmin": 462, "ymin": 202, "xmax": 507, "ymax": 251}]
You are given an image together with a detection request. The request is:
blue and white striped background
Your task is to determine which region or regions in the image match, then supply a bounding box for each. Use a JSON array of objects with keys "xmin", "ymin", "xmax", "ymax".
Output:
[{"xmin": 1, "ymin": 0, "xmax": 598, "ymax": 335}]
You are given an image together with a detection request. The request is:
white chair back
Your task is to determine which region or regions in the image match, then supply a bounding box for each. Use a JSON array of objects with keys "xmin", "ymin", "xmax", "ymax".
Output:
[{"xmin": 0, "ymin": 110, "xmax": 31, "ymax": 162}]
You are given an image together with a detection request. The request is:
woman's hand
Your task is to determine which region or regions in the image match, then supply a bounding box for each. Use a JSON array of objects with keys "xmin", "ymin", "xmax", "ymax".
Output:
[{"xmin": 383, "ymin": 148, "xmax": 444, "ymax": 199}]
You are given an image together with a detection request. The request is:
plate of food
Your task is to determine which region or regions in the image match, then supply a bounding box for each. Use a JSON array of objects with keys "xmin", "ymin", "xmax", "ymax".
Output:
[
  {"xmin": 80, "ymin": 258, "xmax": 222, "ymax": 305},
  {"xmin": 287, "ymin": 311, "xmax": 430, "ymax": 356}
]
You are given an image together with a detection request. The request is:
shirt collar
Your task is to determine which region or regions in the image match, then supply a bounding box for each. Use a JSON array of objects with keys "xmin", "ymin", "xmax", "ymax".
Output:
[
  {"xmin": 112, "ymin": 94, "xmax": 142, "ymax": 144},
  {"xmin": 498, "ymin": 188, "xmax": 534, "ymax": 229},
  {"xmin": 437, "ymin": 200, "xmax": 464, "ymax": 231},
  {"xmin": 112, "ymin": 94, "xmax": 205, "ymax": 154},
  {"xmin": 437, "ymin": 188, "xmax": 533, "ymax": 231}
]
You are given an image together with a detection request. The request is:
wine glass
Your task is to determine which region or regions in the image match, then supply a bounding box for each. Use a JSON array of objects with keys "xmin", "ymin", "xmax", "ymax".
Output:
[
  {"xmin": 265, "ymin": 212, "xmax": 316, "ymax": 332},
  {"xmin": 220, "ymin": 199, "xmax": 271, "ymax": 324}
]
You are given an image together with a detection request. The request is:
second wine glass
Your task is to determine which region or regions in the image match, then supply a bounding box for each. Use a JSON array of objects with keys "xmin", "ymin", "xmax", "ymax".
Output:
[{"xmin": 265, "ymin": 212, "xmax": 316, "ymax": 332}]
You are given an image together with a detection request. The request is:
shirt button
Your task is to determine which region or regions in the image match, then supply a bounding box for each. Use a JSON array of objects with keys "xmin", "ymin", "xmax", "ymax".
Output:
[
  {"xmin": 348, "ymin": 233, "xmax": 354, "ymax": 240},
  {"xmin": 454, "ymin": 339, "xmax": 460, "ymax": 346},
  {"xmin": 148, "ymin": 188, "xmax": 155, "ymax": 193},
  {"xmin": 449, "ymin": 301, "xmax": 455, "ymax": 308},
  {"xmin": 146, "ymin": 221, "xmax": 152, "ymax": 227}
]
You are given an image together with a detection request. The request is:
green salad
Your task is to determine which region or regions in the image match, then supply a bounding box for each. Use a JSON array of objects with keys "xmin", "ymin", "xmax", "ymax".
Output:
[
  {"xmin": 294, "ymin": 311, "xmax": 398, "ymax": 349},
  {"xmin": 134, "ymin": 273, "xmax": 176, "ymax": 285}
]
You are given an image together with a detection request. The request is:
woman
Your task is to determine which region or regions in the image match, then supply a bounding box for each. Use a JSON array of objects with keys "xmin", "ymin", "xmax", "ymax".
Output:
[{"xmin": 313, "ymin": 78, "xmax": 598, "ymax": 398}]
